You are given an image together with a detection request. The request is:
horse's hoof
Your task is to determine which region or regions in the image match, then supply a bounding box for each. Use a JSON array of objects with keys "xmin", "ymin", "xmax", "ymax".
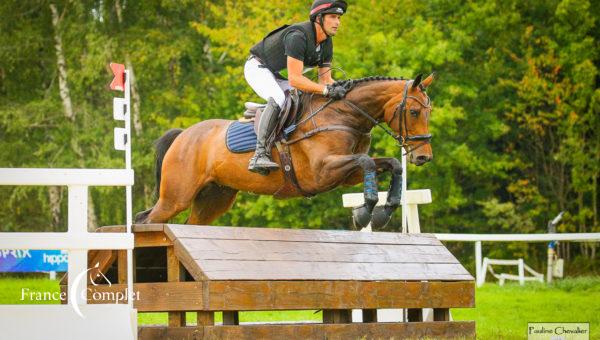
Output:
[
  {"xmin": 134, "ymin": 215, "xmax": 145, "ymax": 224},
  {"xmin": 370, "ymin": 206, "xmax": 393, "ymax": 230},
  {"xmin": 352, "ymin": 204, "xmax": 372, "ymax": 229},
  {"xmin": 134, "ymin": 209, "xmax": 151, "ymax": 224}
]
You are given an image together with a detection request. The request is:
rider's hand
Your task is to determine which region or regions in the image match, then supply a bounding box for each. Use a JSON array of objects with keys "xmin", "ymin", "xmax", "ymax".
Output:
[{"xmin": 324, "ymin": 84, "xmax": 347, "ymax": 100}]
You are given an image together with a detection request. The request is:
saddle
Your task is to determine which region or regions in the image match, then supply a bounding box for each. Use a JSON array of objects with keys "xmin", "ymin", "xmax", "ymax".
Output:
[
  {"xmin": 236, "ymin": 90, "xmax": 314, "ymax": 198},
  {"xmin": 242, "ymin": 89, "xmax": 302, "ymax": 142}
]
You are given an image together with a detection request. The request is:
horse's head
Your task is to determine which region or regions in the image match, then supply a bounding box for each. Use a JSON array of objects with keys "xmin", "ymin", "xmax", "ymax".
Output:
[{"xmin": 383, "ymin": 73, "xmax": 434, "ymax": 166}]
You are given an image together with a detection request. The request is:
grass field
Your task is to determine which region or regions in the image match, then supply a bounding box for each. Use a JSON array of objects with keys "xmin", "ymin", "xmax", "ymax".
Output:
[{"xmin": 1, "ymin": 276, "xmax": 598, "ymax": 339}]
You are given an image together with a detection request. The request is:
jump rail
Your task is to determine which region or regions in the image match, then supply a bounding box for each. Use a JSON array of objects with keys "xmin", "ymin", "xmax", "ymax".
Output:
[{"xmin": 0, "ymin": 168, "xmax": 137, "ymax": 339}]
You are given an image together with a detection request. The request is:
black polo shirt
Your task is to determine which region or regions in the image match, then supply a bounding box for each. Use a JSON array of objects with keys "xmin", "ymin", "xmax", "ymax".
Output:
[
  {"xmin": 249, "ymin": 21, "xmax": 334, "ymax": 75},
  {"xmin": 283, "ymin": 29, "xmax": 333, "ymax": 69}
]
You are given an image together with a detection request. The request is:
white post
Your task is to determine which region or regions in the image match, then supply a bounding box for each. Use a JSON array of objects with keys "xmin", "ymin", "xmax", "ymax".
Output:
[
  {"xmin": 401, "ymin": 153, "xmax": 407, "ymax": 233},
  {"xmin": 67, "ymin": 185, "xmax": 88, "ymax": 306},
  {"xmin": 123, "ymin": 70, "xmax": 134, "ymax": 310},
  {"xmin": 407, "ymin": 204, "xmax": 421, "ymax": 233},
  {"xmin": 547, "ymin": 245, "xmax": 554, "ymax": 283},
  {"xmin": 477, "ymin": 257, "xmax": 489, "ymax": 287},
  {"xmin": 475, "ymin": 241, "xmax": 482, "ymax": 287},
  {"xmin": 518, "ymin": 258, "xmax": 525, "ymax": 285}
]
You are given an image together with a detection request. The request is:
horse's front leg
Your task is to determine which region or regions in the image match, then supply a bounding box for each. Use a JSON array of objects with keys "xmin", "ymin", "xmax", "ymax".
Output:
[
  {"xmin": 351, "ymin": 154, "xmax": 381, "ymax": 228},
  {"xmin": 315, "ymin": 153, "xmax": 379, "ymax": 228},
  {"xmin": 370, "ymin": 157, "xmax": 403, "ymax": 230}
]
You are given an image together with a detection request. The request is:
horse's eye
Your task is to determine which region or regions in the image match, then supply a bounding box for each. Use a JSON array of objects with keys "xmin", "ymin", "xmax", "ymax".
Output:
[{"xmin": 410, "ymin": 109, "xmax": 420, "ymax": 117}]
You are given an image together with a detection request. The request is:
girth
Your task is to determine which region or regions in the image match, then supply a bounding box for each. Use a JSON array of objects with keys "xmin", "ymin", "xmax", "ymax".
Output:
[{"xmin": 273, "ymin": 123, "xmax": 368, "ymax": 198}]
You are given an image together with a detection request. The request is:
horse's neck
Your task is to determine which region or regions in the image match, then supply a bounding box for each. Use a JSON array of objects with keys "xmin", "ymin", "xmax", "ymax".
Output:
[{"xmin": 305, "ymin": 81, "xmax": 397, "ymax": 132}]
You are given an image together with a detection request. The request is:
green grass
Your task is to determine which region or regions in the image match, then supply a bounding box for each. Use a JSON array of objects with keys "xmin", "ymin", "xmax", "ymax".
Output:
[
  {"xmin": 1, "ymin": 276, "xmax": 599, "ymax": 339},
  {"xmin": 452, "ymin": 277, "xmax": 600, "ymax": 339},
  {"xmin": 0, "ymin": 277, "xmax": 64, "ymax": 304}
]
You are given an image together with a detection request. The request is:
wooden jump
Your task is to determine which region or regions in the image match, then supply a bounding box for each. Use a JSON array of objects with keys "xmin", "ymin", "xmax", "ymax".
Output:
[{"xmin": 61, "ymin": 224, "xmax": 475, "ymax": 339}]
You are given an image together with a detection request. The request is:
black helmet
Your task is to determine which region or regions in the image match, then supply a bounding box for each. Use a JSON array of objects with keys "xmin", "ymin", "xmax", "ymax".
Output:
[{"xmin": 309, "ymin": 0, "xmax": 347, "ymax": 22}]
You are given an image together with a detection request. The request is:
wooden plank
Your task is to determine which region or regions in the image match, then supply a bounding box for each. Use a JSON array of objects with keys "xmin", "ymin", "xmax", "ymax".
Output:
[
  {"xmin": 323, "ymin": 309, "xmax": 351, "ymax": 323},
  {"xmin": 135, "ymin": 231, "xmax": 172, "ymax": 247},
  {"xmin": 173, "ymin": 239, "xmax": 208, "ymax": 281},
  {"xmin": 117, "ymin": 250, "xmax": 127, "ymax": 284},
  {"xmin": 85, "ymin": 282, "xmax": 203, "ymax": 311},
  {"xmin": 138, "ymin": 322, "xmax": 476, "ymax": 339},
  {"xmin": 165, "ymin": 224, "xmax": 441, "ymax": 246},
  {"xmin": 206, "ymin": 281, "xmax": 474, "ymax": 310},
  {"xmin": 138, "ymin": 326, "xmax": 202, "ymax": 340},
  {"xmin": 167, "ymin": 245, "xmax": 186, "ymax": 327},
  {"xmin": 180, "ymin": 238, "xmax": 459, "ymax": 264},
  {"xmin": 133, "ymin": 224, "xmax": 166, "ymax": 233},
  {"xmin": 98, "ymin": 224, "xmax": 165, "ymax": 233},
  {"xmin": 97, "ymin": 226, "xmax": 170, "ymax": 247},
  {"xmin": 197, "ymin": 312, "xmax": 214, "ymax": 327},
  {"xmin": 88, "ymin": 249, "xmax": 117, "ymax": 284},
  {"xmin": 196, "ymin": 260, "xmax": 473, "ymax": 281}
]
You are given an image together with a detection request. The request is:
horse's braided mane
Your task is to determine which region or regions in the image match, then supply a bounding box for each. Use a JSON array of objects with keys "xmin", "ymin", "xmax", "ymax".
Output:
[
  {"xmin": 333, "ymin": 76, "xmax": 406, "ymax": 91},
  {"xmin": 298, "ymin": 76, "xmax": 406, "ymax": 106}
]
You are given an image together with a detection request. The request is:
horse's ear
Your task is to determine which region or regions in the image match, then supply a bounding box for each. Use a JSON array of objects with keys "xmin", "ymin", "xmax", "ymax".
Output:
[
  {"xmin": 412, "ymin": 74, "xmax": 423, "ymax": 89},
  {"xmin": 421, "ymin": 72, "xmax": 435, "ymax": 89}
]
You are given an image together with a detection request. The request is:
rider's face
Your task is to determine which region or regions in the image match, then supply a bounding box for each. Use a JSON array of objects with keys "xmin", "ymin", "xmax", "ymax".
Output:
[{"xmin": 322, "ymin": 14, "xmax": 341, "ymax": 36}]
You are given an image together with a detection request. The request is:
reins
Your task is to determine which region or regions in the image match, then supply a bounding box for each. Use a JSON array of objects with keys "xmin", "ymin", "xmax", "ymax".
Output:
[{"xmin": 282, "ymin": 78, "xmax": 432, "ymax": 156}]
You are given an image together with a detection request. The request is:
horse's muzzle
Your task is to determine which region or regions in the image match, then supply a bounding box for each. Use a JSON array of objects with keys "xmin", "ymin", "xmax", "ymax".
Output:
[
  {"xmin": 413, "ymin": 154, "xmax": 432, "ymax": 165},
  {"xmin": 408, "ymin": 149, "xmax": 432, "ymax": 166}
]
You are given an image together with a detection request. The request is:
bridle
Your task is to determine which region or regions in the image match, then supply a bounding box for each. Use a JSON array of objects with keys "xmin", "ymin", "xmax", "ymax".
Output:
[
  {"xmin": 342, "ymin": 80, "xmax": 432, "ymax": 156},
  {"xmin": 387, "ymin": 80, "xmax": 432, "ymax": 155}
]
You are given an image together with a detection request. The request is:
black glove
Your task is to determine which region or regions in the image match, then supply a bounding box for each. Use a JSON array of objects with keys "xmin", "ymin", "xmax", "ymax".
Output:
[{"xmin": 325, "ymin": 84, "xmax": 347, "ymax": 100}]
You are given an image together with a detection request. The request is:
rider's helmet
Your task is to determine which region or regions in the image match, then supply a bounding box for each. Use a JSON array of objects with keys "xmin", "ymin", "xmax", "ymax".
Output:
[{"xmin": 309, "ymin": 0, "xmax": 347, "ymax": 23}]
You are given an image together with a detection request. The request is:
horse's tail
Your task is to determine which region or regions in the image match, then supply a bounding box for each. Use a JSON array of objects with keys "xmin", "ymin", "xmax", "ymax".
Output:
[{"xmin": 154, "ymin": 128, "xmax": 183, "ymax": 198}]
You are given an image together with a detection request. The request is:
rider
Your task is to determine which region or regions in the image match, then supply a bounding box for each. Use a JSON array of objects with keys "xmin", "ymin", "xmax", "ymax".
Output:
[{"xmin": 245, "ymin": 0, "xmax": 350, "ymax": 174}]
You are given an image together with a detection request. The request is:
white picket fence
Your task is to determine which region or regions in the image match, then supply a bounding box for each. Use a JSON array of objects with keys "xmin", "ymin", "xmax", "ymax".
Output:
[
  {"xmin": 478, "ymin": 258, "xmax": 544, "ymax": 286},
  {"xmin": 0, "ymin": 64, "xmax": 137, "ymax": 340},
  {"xmin": 0, "ymin": 168, "xmax": 137, "ymax": 340},
  {"xmin": 435, "ymin": 233, "xmax": 600, "ymax": 286}
]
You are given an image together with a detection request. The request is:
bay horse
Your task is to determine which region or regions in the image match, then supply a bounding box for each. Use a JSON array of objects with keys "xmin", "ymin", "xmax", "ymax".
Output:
[{"xmin": 135, "ymin": 73, "xmax": 434, "ymax": 229}]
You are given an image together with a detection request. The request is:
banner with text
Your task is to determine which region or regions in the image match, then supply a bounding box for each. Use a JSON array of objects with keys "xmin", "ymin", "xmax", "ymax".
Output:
[{"xmin": 0, "ymin": 249, "xmax": 68, "ymax": 272}]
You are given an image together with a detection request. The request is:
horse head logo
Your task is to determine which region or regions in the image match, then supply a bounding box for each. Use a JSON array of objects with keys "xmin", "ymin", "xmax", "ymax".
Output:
[{"xmin": 70, "ymin": 262, "xmax": 112, "ymax": 319}]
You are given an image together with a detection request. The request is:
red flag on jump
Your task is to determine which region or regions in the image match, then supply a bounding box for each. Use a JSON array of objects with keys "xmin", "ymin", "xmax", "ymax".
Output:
[{"xmin": 109, "ymin": 63, "xmax": 125, "ymax": 91}]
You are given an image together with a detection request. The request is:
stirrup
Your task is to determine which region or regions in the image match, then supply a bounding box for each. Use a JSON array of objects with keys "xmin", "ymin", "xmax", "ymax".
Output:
[
  {"xmin": 248, "ymin": 156, "xmax": 279, "ymax": 175},
  {"xmin": 249, "ymin": 155, "xmax": 279, "ymax": 169}
]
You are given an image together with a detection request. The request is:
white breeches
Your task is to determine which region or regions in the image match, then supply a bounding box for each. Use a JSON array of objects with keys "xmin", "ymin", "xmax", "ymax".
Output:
[{"xmin": 244, "ymin": 57, "xmax": 291, "ymax": 108}]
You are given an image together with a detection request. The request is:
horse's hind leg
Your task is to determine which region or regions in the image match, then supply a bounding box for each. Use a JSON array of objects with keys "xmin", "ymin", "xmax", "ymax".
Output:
[
  {"xmin": 186, "ymin": 182, "xmax": 238, "ymax": 225},
  {"xmin": 142, "ymin": 173, "xmax": 209, "ymax": 224},
  {"xmin": 142, "ymin": 197, "xmax": 189, "ymax": 224}
]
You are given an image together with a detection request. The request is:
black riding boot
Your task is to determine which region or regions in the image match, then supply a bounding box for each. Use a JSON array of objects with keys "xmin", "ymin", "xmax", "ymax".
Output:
[{"xmin": 248, "ymin": 97, "xmax": 280, "ymax": 175}]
